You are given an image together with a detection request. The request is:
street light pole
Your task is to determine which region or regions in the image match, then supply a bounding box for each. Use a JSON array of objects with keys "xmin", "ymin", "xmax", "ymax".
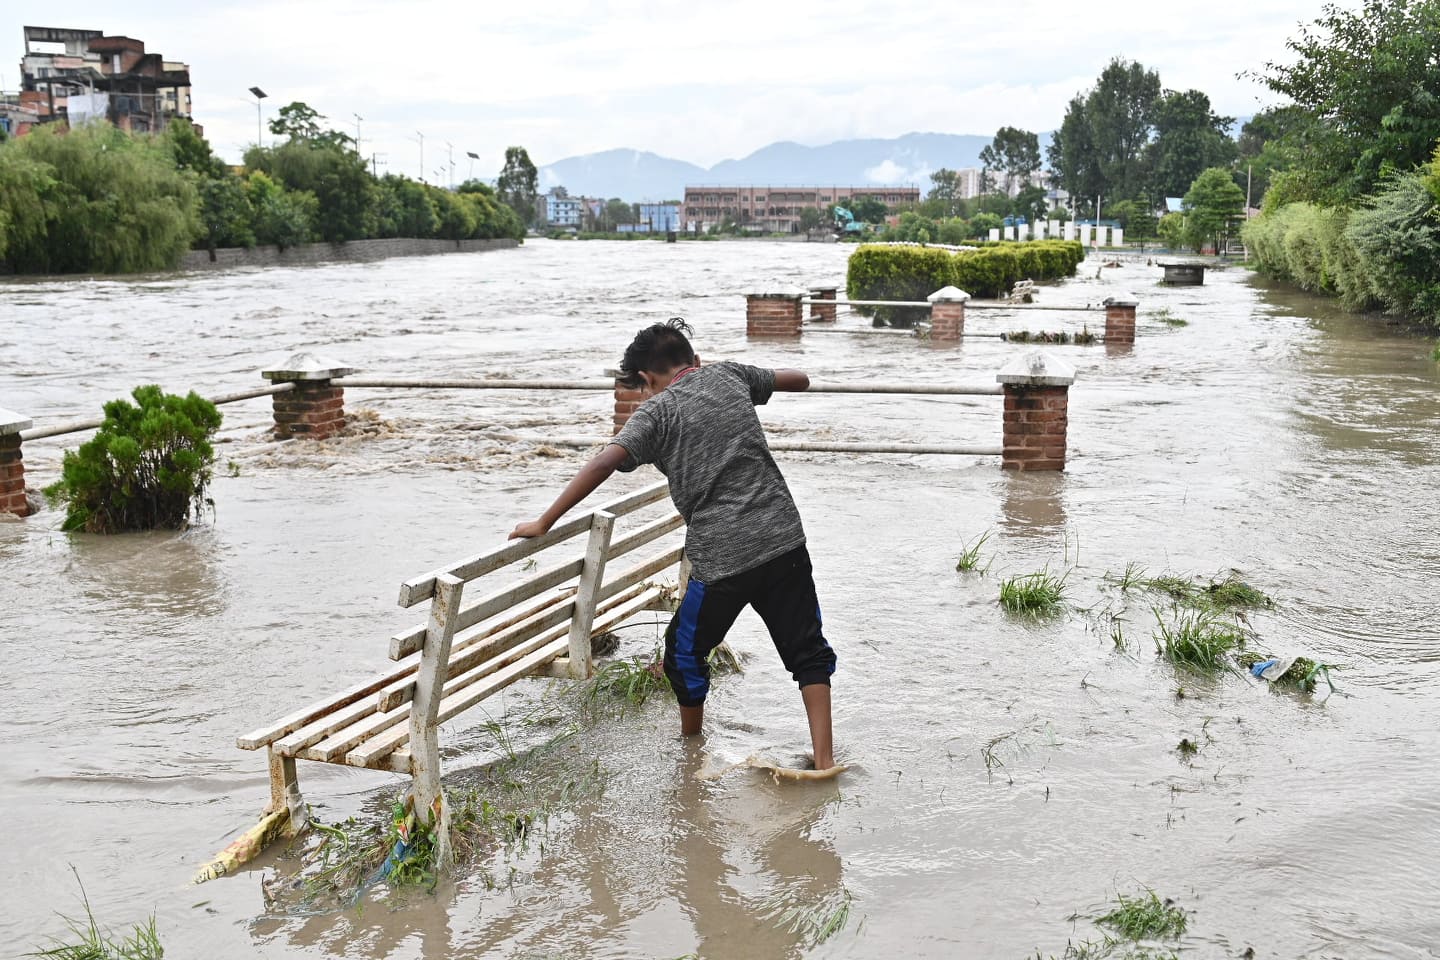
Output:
[
  {"xmin": 466, "ymin": 150, "xmax": 479, "ymax": 183},
  {"xmin": 415, "ymin": 130, "xmax": 425, "ymax": 182},
  {"xmin": 248, "ymin": 86, "xmax": 267, "ymax": 148},
  {"xmin": 446, "ymin": 141, "xmax": 454, "ymax": 190}
]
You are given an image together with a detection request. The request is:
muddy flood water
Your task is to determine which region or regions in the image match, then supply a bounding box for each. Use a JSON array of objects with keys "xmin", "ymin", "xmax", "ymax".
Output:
[{"xmin": 3, "ymin": 240, "xmax": 1439, "ymax": 959}]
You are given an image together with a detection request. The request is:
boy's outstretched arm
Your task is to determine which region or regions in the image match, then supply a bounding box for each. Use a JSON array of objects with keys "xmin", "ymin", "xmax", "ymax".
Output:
[
  {"xmin": 509, "ymin": 443, "xmax": 631, "ymax": 539},
  {"xmin": 773, "ymin": 369, "xmax": 810, "ymax": 392}
]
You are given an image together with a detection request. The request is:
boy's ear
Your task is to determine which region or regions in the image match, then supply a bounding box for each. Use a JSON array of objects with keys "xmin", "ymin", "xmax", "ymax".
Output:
[{"xmin": 693, "ymin": 353, "xmax": 701, "ymax": 366}]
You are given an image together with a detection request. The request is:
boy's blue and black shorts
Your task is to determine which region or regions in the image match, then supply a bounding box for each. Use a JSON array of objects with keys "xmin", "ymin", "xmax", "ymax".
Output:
[{"xmin": 663, "ymin": 544, "xmax": 836, "ymax": 708}]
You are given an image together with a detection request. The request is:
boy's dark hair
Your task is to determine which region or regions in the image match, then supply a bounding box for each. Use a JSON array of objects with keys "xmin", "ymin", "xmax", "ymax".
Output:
[{"xmin": 618, "ymin": 317, "xmax": 696, "ymax": 388}]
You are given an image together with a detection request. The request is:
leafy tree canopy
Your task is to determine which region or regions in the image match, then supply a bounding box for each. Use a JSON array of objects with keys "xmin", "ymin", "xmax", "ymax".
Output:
[{"xmin": 1255, "ymin": 0, "xmax": 1440, "ymax": 201}]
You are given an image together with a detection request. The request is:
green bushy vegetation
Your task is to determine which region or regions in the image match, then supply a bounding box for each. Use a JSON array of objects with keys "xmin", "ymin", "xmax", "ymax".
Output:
[
  {"xmin": 44, "ymin": 385, "xmax": 222, "ymax": 533},
  {"xmin": 0, "ymin": 110, "xmax": 525, "ymax": 275},
  {"xmin": 1243, "ymin": 151, "xmax": 1440, "ymax": 325},
  {"xmin": 846, "ymin": 241, "xmax": 1085, "ymax": 325},
  {"xmin": 0, "ymin": 123, "xmax": 198, "ymax": 273}
]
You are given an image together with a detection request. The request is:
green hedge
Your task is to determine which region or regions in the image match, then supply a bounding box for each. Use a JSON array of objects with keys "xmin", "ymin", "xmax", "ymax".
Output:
[{"xmin": 846, "ymin": 241, "xmax": 1085, "ymax": 325}]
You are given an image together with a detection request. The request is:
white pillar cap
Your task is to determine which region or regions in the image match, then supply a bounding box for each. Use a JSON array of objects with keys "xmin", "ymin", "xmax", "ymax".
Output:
[
  {"xmin": 0, "ymin": 408, "xmax": 32, "ymax": 436},
  {"xmin": 996, "ymin": 351, "xmax": 1077, "ymax": 387},
  {"xmin": 261, "ymin": 352, "xmax": 357, "ymax": 382},
  {"xmin": 927, "ymin": 286, "xmax": 972, "ymax": 303}
]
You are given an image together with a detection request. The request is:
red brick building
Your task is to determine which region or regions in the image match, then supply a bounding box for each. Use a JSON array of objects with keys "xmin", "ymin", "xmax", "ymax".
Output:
[{"xmin": 682, "ymin": 184, "xmax": 921, "ymax": 233}]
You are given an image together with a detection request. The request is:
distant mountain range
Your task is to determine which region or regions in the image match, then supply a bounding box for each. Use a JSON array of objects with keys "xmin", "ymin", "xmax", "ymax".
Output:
[{"xmin": 537, "ymin": 131, "xmax": 1055, "ymax": 201}]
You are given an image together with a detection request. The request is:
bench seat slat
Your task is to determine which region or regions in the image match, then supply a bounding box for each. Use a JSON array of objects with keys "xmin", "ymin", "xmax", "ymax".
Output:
[
  {"xmin": 261, "ymin": 589, "xmax": 574, "ymax": 756},
  {"xmin": 346, "ymin": 586, "xmax": 665, "ymax": 769},
  {"xmin": 379, "ymin": 580, "xmax": 651, "ymax": 712}
]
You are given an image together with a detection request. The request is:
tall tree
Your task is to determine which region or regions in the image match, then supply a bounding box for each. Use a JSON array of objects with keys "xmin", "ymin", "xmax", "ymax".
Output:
[
  {"xmin": 1049, "ymin": 95, "xmax": 1103, "ymax": 212},
  {"xmin": 981, "ymin": 126, "xmax": 1042, "ymax": 196},
  {"xmin": 1086, "ymin": 59, "xmax": 1162, "ymax": 204},
  {"xmin": 497, "ymin": 147, "xmax": 539, "ymax": 227},
  {"xmin": 1234, "ymin": 106, "xmax": 1309, "ymax": 207},
  {"xmin": 927, "ymin": 168, "xmax": 965, "ymax": 217},
  {"xmin": 1256, "ymin": 0, "xmax": 1440, "ymax": 201},
  {"xmin": 1146, "ymin": 89, "xmax": 1236, "ymax": 200}
]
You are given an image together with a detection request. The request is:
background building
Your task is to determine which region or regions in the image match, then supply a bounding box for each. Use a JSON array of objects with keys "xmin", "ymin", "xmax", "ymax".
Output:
[
  {"xmin": 621, "ymin": 203, "xmax": 680, "ymax": 232},
  {"xmin": 535, "ymin": 189, "xmax": 584, "ymax": 229},
  {"xmin": 17, "ymin": 25, "xmax": 193, "ymax": 134},
  {"xmin": 682, "ymin": 184, "xmax": 921, "ymax": 233}
]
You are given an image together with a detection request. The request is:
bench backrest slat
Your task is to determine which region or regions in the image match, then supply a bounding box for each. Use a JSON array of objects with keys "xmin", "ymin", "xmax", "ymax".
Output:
[{"xmin": 397, "ymin": 481, "xmax": 670, "ymax": 607}]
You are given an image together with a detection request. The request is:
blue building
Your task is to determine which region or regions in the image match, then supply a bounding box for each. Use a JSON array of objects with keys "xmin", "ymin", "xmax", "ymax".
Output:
[{"xmin": 537, "ymin": 190, "xmax": 583, "ymax": 228}]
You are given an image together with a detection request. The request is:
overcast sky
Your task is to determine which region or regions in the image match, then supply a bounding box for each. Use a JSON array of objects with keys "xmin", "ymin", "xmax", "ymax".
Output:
[{"xmin": 3, "ymin": 0, "xmax": 1345, "ymax": 177}]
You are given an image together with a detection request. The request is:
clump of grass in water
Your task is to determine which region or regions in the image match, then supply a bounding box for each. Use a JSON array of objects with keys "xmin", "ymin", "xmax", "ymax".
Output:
[
  {"xmin": 587, "ymin": 655, "xmax": 669, "ymax": 708},
  {"xmin": 955, "ymin": 530, "xmax": 993, "ymax": 573},
  {"xmin": 1149, "ymin": 307, "xmax": 1188, "ymax": 327},
  {"xmin": 1153, "ymin": 608, "xmax": 1247, "ymax": 672},
  {"xmin": 761, "ymin": 886, "xmax": 854, "ymax": 948},
  {"xmin": 1105, "ymin": 562, "xmax": 1148, "ymax": 591},
  {"xmin": 1000, "ymin": 569, "xmax": 1068, "ymax": 615},
  {"xmin": 32, "ymin": 869, "xmax": 163, "ymax": 960},
  {"xmin": 1096, "ymin": 889, "xmax": 1187, "ymax": 940},
  {"xmin": 1131, "ymin": 571, "xmax": 1273, "ymax": 612}
]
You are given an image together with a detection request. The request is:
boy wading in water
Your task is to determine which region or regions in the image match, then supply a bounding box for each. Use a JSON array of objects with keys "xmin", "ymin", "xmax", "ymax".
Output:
[{"xmin": 510, "ymin": 319, "xmax": 838, "ymax": 771}]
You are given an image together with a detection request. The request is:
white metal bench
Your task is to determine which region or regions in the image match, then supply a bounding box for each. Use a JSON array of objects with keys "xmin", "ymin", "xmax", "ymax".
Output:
[{"xmin": 220, "ymin": 480, "xmax": 684, "ymax": 874}]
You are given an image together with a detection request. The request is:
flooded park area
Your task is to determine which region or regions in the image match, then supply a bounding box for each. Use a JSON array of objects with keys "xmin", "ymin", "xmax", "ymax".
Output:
[{"xmin": 3, "ymin": 238, "xmax": 1439, "ymax": 958}]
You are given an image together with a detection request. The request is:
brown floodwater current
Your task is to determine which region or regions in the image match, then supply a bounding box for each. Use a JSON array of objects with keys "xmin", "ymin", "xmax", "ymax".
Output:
[{"xmin": 2, "ymin": 240, "xmax": 1438, "ymax": 958}]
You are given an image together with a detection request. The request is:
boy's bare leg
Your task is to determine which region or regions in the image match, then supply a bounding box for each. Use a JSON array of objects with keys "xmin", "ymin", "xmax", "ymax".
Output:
[
  {"xmin": 680, "ymin": 703, "xmax": 704, "ymax": 736},
  {"xmin": 800, "ymin": 683, "xmax": 835, "ymax": 770}
]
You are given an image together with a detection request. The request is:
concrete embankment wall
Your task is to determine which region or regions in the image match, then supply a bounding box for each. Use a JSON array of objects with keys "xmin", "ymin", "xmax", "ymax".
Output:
[{"xmin": 179, "ymin": 237, "xmax": 519, "ymax": 271}]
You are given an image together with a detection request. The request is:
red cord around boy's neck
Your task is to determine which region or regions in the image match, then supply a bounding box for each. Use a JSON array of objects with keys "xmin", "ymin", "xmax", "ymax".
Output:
[{"xmin": 670, "ymin": 365, "xmax": 701, "ymax": 384}]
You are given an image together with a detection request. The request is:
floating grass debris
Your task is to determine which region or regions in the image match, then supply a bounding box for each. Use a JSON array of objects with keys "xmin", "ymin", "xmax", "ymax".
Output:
[
  {"xmin": 1000, "ymin": 569, "xmax": 1068, "ymax": 615},
  {"xmin": 1235, "ymin": 652, "xmax": 1339, "ymax": 693},
  {"xmin": 955, "ymin": 530, "xmax": 993, "ymax": 572},
  {"xmin": 586, "ymin": 655, "xmax": 670, "ymax": 708},
  {"xmin": 1001, "ymin": 327, "xmax": 1098, "ymax": 345},
  {"xmin": 761, "ymin": 886, "xmax": 854, "ymax": 948},
  {"xmin": 1096, "ymin": 889, "xmax": 1187, "ymax": 940},
  {"xmin": 1153, "ymin": 608, "xmax": 1247, "ymax": 672},
  {"xmin": 32, "ymin": 869, "xmax": 163, "ymax": 960},
  {"xmin": 1032, "ymin": 939, "xmax": 1179, "ymax": 960},
  {"xmin": 273, "ymin": 713, "xmax": 611, "ymax": 912},
  {"xmin": 1149, "ymin": 308, "xmax": 1188, "ymax": 327},
  {"xmin": 1118, "ymin": 569, "xmax": 1273, "ymax": 612}
]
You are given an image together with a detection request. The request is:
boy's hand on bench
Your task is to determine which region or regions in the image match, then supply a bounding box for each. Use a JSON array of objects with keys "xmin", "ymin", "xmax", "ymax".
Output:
[{"xmin": 509, "ymin": 519, "xmax": 550, "ymax": 540}]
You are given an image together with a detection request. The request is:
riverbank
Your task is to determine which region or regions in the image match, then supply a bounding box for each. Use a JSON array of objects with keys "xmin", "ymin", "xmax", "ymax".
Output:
[{"xmin": 180, "ymin": 237, "xmax": 519, "ymax": 271}]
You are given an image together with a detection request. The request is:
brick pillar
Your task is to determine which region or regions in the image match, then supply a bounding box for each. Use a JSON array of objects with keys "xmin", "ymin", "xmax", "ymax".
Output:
[
  {"xmin": 1104, "ymin": 296, "xmax": 1137, "ymax": 345},
  {"xmin": 261, "ymin": 353, "xmax": 357, "ymax": 440},
  {"xmin": 613, "ymin": 380, "xmax": 645, "ymax": 435},
  {"xmin": 808, "ymin": 286, "xmax": 837, "ymax": 322},
  {"xmin": 0, "ymin": 409, "xmax": 33, "ymax": 517},
  {"xmin": 746, "ymin": 290, "xmax": 804, "ymax": 339},
  {"xmin": 997, "ymin": 352, "xmax": 1077, "ymax": 472},
  {"xmin": 927, "ymin": 285, "xmax": 971, "ymax": 342}
]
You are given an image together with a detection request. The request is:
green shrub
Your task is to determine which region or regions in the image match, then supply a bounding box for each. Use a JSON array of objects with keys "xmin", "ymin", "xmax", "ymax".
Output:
[
  {"xmin": 45, "ymin": 385, "xmax": 222, "ymax": 533},
  {"xmin": 847, "ymin": 241, "xmax": 1084, "ymax": 322}
]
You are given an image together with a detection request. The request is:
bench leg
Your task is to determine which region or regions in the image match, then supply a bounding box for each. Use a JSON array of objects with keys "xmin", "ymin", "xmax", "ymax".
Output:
[
  {"xmin": 267, "ymin": 746, "xmax": 309, "ymax": 833},
  {"xmin": 410, "ymin": 738, "xmax": 452, "ymax": 868}
]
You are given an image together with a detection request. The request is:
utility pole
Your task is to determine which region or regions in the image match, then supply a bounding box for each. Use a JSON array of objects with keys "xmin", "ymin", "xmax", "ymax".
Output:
[
  {"xmin": 415, "ymin": 130, "xmax": 425, "ymax": 182},
  {"xmin": 353, "ymin": 113, "xmax": 363, "ymax": 153},
  {"xmin": 446, "ymin": 141, "xmax": 454, "ymax": 190},
  {"xmin": 371, "ymin": 152, "xmax": 385, "ymax": 177}
]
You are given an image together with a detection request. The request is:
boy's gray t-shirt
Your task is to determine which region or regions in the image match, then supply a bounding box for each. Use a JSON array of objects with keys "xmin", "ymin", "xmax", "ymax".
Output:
[{"xmin": 612, "ymin": 361, "xmax": 805, "ymax": 583}]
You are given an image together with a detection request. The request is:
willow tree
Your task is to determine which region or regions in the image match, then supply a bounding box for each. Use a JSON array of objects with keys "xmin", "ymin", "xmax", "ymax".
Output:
[{"xmin": 0, "ymin": 123, "xmax": 198, "ymax": 273}]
